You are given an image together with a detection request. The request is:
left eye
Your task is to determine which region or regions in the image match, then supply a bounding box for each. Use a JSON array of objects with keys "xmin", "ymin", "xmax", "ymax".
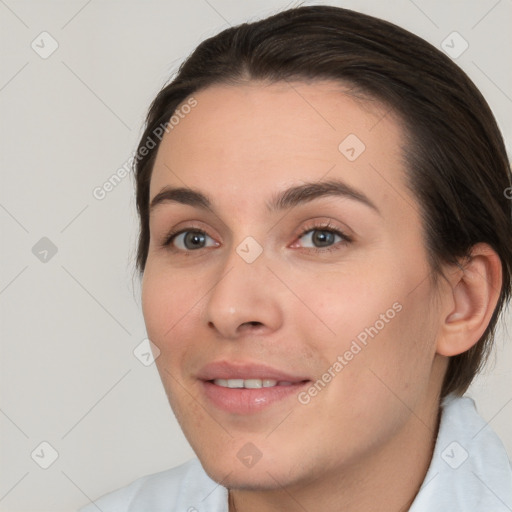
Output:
[{"xmin": 298, "ymin": 228, "xmax": 345, "ymax": 248}]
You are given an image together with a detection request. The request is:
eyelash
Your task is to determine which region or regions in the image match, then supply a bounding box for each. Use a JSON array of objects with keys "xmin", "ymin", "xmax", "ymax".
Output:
[
  {"xmin": 162, "ymin": 220, "xmax": 352, "ymax": 254},
  {"xmin": 294, "ymin": 220, "xmax": 352, "ymax": 253}
]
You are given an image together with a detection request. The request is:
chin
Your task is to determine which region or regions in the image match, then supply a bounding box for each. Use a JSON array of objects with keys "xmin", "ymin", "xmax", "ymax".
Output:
[
  {"xmin": 201, "ymin": 458, "xmax": 293, "ymax": 491},
  {"xmin": 194, "ymin": 441, "xmax": 313, "ymax": 491}
]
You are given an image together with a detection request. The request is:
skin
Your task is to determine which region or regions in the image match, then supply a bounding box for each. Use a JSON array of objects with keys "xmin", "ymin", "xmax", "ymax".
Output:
[{"xmin": 141, "ymin": 81, "xmax": 502, "ymax": 512}]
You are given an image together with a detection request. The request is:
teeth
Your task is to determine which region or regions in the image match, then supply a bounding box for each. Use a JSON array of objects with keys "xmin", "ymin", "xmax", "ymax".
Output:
[
  {"xmin": 245, "ymin": 379, "xmax": 263, "ymax": 389},
  {"xmin": 213, "ymin": 378, "xmax": 280, "ymax": 388}
]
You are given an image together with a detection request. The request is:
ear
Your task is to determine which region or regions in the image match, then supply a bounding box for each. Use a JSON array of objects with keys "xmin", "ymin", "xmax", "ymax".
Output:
[{"xmin": 436, "ymin": 243, "xmax": 502, "ymax": 357}]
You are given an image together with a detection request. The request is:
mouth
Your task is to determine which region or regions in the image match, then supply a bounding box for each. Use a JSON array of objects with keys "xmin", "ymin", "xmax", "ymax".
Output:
[
  {"xmin": 211, "ymin": 378, "xmax": 301, "ymax": 388},
  {"xmin": 198, "ymin": 361, "xmax": 311, "ymax": 414}
]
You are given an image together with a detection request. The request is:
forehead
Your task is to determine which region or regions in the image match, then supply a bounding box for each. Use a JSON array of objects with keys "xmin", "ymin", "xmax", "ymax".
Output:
[{"xmin": 149, "ymin": 81, "xmax": 415, "ymax": 223}]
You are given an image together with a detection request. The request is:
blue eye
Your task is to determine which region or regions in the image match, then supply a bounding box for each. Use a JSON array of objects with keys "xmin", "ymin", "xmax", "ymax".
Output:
[
  {"xmin": 295, "ymin": 225, "xmax": 351, "ymax": 251},
  {"xmin": 167, "ymin": 230, "xmax": 217, "ymax": 251},
  {"xmin": 299, "ymin": 229, "xmax": 341, "ymax": 248}
]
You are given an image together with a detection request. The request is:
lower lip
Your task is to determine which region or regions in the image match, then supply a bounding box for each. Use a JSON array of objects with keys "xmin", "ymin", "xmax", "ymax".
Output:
[{"xmin": 201, "ymin": 380, "xmax": 310, "ymax": 414}]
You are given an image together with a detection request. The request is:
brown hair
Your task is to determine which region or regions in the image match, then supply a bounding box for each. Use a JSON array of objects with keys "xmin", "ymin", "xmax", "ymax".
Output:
[{"xmin": 133, "ymin": 5, "xmax": 512, "ymax": 397}]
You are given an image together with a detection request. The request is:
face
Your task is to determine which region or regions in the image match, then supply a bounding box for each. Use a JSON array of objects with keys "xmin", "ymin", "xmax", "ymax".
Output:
[{"xmin": 141, "ymin": 81, "xmax": 447, "ymax": 490}]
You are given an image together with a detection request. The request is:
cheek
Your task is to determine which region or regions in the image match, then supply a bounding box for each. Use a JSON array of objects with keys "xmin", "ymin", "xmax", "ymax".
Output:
[
  {"xmin": 335, "ymin": 287, "xmax": 438, "ymax": 409},
  {"xmin": 287, "ymin": 260, "xmax": 399, "ymax": 348},
  {"xmin": 141, "ymin": 264, "xmax": 202, "ymax": 361},
  {"xmin": 296, "ymin": 258, "xmax": 438, "ymax": 393},
  {"xmin": 141, "ymin": 267, "xmax": 205, "ymax": 414},
  {"xmin": 142, "ymin": 260, "xmax": 197, "ymax": 329}
]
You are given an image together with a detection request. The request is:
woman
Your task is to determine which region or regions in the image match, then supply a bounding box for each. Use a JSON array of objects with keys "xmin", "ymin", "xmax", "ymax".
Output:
[{"xmin": 80, "ymin": 5, "xmax": 512, "ymax": 511}]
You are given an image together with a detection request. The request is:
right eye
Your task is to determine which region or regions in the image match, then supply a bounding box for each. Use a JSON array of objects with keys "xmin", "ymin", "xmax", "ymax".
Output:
[{"xmin": 165, "ymin": 229, "xmax": 219, "ymax": 251}]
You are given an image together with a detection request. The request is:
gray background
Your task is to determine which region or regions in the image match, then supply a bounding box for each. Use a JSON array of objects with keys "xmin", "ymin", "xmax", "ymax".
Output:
[{"xmin": 0, "ymin": 1, "xmax": 511, "ymax": 511}]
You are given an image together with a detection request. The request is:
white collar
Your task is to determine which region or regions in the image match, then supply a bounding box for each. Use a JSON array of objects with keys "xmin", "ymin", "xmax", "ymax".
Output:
[{"xmin": 409, "ymin": 394, "xmax": 512, "ymax": 510}]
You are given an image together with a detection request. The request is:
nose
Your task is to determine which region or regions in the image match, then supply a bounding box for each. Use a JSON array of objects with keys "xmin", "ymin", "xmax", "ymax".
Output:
[{"xmin": 203, "ymin": 244, "xmax": 284, "ymax": 340}]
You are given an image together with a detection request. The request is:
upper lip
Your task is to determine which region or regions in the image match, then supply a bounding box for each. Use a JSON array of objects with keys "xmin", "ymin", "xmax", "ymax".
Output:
[{"xmin": 197, "ymin": 360, "xmax": 311, "ymax": 382}]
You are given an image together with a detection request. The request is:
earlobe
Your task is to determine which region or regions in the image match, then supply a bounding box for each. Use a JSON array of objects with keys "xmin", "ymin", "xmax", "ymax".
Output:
[{"xmin": 436, "ymin": 243, "xmax": 502, "ymax": 357}]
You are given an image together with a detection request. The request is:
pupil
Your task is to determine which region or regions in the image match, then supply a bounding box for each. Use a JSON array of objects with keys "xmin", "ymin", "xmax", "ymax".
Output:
[
  {"xmin": 185, "ymin": 231, "xmax": 205, "ymax": 249},
  {"xmin": 313, "ymin": 230, "xmax": 334, "ymax": 247}
]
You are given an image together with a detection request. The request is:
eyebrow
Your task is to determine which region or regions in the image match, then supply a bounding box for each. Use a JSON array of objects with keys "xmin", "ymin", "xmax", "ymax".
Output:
[{"xmin": 149, "ymin": 178, "xmax": 380, "ymax": 215}]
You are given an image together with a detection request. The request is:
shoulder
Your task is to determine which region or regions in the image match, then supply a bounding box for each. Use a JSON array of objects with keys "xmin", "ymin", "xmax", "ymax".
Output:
[
  {"xmin": 78, "ymin": 458, "xmax": 228, "ymax": 512},
  {"xmin": 410, "ymin": 395, "xmax": 512, "ymax": 511}
]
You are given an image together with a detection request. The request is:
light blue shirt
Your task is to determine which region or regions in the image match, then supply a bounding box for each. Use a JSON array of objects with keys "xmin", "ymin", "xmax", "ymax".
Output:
[{"xmin": 78, "ymin": 395, "xmax": 512, "ymax": 511}]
